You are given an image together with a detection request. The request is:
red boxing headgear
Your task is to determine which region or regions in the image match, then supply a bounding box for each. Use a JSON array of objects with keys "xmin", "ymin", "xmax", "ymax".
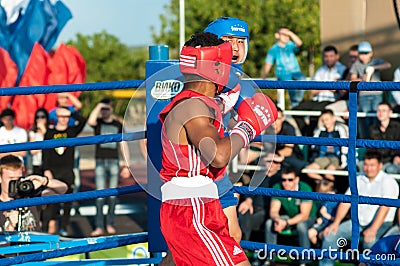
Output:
[{"xmin": 179, "ymin": 42, "xmax": 232, "ymax": 93}]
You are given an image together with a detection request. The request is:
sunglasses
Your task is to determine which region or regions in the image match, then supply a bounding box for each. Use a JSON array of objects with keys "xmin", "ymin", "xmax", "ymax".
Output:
[
  {"xmin": 320, "ymin": 179, "xmax": 334, "ymax": 186},
  {"xmin": 358, "ymin": 52, "xmax": 370, "ymax": 55},
  {"xmin": 36, "ymin": 115, "xmax": 46, "ymax": 119},
  {"xmin": 265, "ymin": 160, "xmax": 282, "ymax": 164},
  {"xmin": 57, "ymin": 115, "xmax": 70, "ymax": 118},
  {"xmin": 282, "ymin": 178, "xmax": 294, "ymax": 182},
  {"xmin": 100, "ymin": 108, "xmax": 111, "ymax": 111}
]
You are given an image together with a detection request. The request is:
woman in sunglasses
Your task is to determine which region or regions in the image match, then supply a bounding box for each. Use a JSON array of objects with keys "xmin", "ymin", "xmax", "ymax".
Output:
[{"xmin": 29, "ymin": 108, "xmax": 49, "ymax": 175}]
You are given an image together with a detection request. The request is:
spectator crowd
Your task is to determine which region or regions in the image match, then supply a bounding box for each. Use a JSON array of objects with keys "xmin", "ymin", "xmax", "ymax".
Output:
[
  {"xmin": 235, "ymin": 36, "xmax": 400, "ymax": 265},
  {"xmin": 0, "ymin": 95, "xmax": 131, "ymax": 239}
]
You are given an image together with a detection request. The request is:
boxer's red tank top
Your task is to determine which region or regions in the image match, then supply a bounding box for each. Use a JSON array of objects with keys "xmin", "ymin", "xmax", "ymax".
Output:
[{"xmin": 159, "ymin": 90, "xmax": 226, "ymax": 183}]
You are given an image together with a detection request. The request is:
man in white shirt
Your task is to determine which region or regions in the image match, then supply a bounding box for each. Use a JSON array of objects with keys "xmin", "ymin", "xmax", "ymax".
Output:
[
  {"xmin": 0, "ymin": 108, "xmax": 28, "ymax": 160},
  {"xmin": 293, "ymin": 45, "xmax": 347, "ymax": 136},
  {"xmin": 319, "ymin": 149, "xmax": 399, "ymax": 266}
]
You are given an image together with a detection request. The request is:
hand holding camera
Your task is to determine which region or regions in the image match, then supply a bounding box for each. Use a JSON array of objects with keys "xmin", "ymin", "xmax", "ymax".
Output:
[{"xmin": 9, "ymin": 175, "xmax": 49, "ymax": 199}]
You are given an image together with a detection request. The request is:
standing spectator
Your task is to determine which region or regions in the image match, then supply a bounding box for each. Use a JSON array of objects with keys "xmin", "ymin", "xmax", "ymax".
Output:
[
  {"xmin": 261, "ymin": 27, "xmax": 305, "ymax": 108},
  {"xmin": 49, "ymin": 92, "xmax": 83, "ymax": 213},
  {"xmin": 48, "ymin": 93, "xmax": 82, "ymax": 126},
  {"xmin": 350, "ymin": 41, "xmax": 392, "ymax": 139},
  {"xmin": 88, "ymin": 98, "xmax": 130, "ymax": 237},
  {"xmin": 264, "ymin": 166, "xmax": 316, "ymax": 265},
  {"xmin": 293, "ymin": 45, "xmax": 347, "ymax": 136},
  {"xmin": 305, "ymin": 109, "xmax": 348, "ymax": 182},
  {"xmin": 29, "ymin": 108, "xmax": 49, "ymax": 175},
  {"xmin": 0, "ymin": 108, "xmax": 28, "ymax": 161},
  {"xmin": 42, "ymin": 107, "xmax": 86, "ymax": 236},
  {"xmin": 369, "ymin": 102, "xmax": 400, "ymax": 172},
  {"xmin": 0, "ymin": 155, "xmax": 67, "ymax": 232},
  {"xmin": 319, "ymin": 149, "xmax": 399, "ymax": 266},
  {"xmin": 238, "ymin": 153, "xmax": 283, "ymax": 241}
]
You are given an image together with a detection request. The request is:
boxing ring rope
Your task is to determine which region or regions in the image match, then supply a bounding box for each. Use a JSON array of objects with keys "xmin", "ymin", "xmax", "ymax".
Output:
[{"xmin": 0, "ymin": 78, "xmax": 399, "ymax": 264}]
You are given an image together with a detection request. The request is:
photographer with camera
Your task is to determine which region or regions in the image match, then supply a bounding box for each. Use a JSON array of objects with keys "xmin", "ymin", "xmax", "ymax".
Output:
[{"xmin": 0, "ymin": 155, "xmax": 67, "ymax": 232}]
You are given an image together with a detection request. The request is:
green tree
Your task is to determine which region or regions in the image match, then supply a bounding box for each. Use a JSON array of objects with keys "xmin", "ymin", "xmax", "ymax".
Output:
[
  {"xmin": 67, "ymin": 31, "xmax": 147, "ymax": 116},
  {"xmin": 152, "ymin": 0, "xmax": 321, "ymax": 78}
]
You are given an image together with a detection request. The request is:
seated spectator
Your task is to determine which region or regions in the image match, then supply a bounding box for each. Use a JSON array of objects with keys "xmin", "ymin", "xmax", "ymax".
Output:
[
  {"xmin": 341, "ymin": 44, "xmax": 359, "ymax": 81},
  {"xmin": 265, "ymin": 165, "xmax": 316, "ymax": 265},
  {"xmin": 384, "ymin": 154, "xmax": 400, "ymax": 175},
  {"xmin": 390, "ymin": 66, "xmax": 400, "ymax": 115},
  {"xmin": 264, "ymin": 107, "xmax": 306, "ymax": 174},
  {"xmin": 308, "ymin": 178, "xmax": 338, "ymax": 246},
  {"xmin": 368, "ymin": 102, "xmax": 400, "ymax": 173},
  {"xmin": 238, "ymin": 153, "xmax": 283, "ymax": 241},
  {"xmin": 382, "ymin": 209, "xmax": 399, "ymax": 237},
  {"xmin": 293, "ymin": 45, "xmax": 347, "ymax": 136},
  {"xmin": 319, "ymin": 149, "xmax": 399, "ymax": 266},
  {"xmin": 305, "ymin": 109, "xmax": 348, "ymax": 182},
  {"xmin": 239, "ymin": 106, "xmax": 306, "ymax": 181},
  {"xmin": 350, "ymin": 41, "xmax": 392, "ymax": 139}
]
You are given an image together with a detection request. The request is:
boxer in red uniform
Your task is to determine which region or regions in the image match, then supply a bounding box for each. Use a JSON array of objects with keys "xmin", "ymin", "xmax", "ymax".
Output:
[{"xmin": 159, "ymin": 32, "xmax": 278, "ymax": 266}]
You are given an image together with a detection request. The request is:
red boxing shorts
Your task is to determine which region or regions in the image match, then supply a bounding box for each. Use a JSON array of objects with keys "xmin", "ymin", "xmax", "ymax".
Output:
[{"xmin": 160, "ymin": 197, "xmax": 247, "ymax": 266}]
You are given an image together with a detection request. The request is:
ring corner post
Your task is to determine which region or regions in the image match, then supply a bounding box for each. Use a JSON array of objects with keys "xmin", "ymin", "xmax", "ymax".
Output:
[{"xmin": 145, "ymin": 45, "xmax": 179, "ymax": 253}]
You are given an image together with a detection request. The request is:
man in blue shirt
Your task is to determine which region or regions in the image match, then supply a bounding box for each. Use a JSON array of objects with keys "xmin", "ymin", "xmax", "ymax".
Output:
[{"xmin": 261, "ymin": 27, "xmax": 305, "ymax": 108}]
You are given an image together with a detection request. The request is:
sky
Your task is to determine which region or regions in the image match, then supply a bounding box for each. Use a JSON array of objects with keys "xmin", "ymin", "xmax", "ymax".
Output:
[{"xmin": 56, "ymin": 0, "xmax": 171, "ymax": 47}]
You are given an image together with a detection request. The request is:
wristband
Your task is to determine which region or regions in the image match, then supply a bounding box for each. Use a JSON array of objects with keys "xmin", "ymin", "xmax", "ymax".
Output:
[
  {"xmin": 43, "ymin": 176, "xmax": 49, "ymax": 187},
  {"xmin": 230, "ymin": 121, "xmax": 256, "ymax": 147},
  {"xmin": 284, "ymin": 219, "xmax": 290, "ymax": 229}
]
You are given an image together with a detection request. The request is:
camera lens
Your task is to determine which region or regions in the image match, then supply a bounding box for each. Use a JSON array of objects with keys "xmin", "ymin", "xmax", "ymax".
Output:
[{"xmin": 18, "ymin": 180, "xmax": 34, "ymax": 194}]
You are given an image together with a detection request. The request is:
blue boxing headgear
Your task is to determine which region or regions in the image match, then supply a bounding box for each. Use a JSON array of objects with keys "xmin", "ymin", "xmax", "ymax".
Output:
[{"xmin": 204, "ymin": 17, "xmax": 250, "ymax": 66}]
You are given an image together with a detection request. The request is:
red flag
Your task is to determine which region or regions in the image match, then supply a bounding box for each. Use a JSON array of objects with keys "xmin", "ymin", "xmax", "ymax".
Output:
[
  {"xmin": 14, "ymin": 42, "xmax": 50, "ymax": 130},
  {"xmin": 47, "ymin": 43, "xmax": 68, "ymax": 85},
  {"xmin": 0, "ymin": 47, "xmax": 18, "ymax": 110},
  {"xmin": 66, "ymin": 44, "xmax": 86, "ymax": 85},
  {"xmin": 45, "ymin": 43, "xmax": 86, "ymax": 110},
  {"xmin": 45, "ymin": 43, "xmax": 68, "ymax": 111}
]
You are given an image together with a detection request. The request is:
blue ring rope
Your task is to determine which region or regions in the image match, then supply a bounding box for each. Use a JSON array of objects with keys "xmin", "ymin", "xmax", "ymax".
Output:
[
  {"xmin": 0, "ymin": 131, "xmax": 145, "ymax": 153},
  {"xmin": 0, "ymin": 232, "xmax": 149, "ymax": 265},
  {"xmin": 232, "ymin": 187, "xmax": 400, "ymax": 208},
  {"xmin": 0, "ymin": 80, "xmax": 144, "ymax": 96},
  {"xmin": 0, "ymin": 184, "xmax": 144, "ymax": 211},
  {"xmin": 1, "ymin": 79, "xmax": 399, "ymax": 264},
  {"xmin": 0, "ymin": 79, "xmax": 397, "ymax": 97}
]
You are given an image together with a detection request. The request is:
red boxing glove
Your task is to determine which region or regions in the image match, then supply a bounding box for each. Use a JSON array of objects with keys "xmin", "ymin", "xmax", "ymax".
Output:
[
  {"xmin": 215, "ymin": 83, "xmax": 241, "ymax": 115},
  {"xmin": 230, "ymin": 93, "xmax": 278, "ymax": 147}
]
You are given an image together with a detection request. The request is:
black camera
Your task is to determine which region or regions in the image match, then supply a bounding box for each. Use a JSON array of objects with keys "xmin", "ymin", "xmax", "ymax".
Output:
[{"xmin": 9, "ymin": 177, "xmax": 35, "ymax": 198}]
